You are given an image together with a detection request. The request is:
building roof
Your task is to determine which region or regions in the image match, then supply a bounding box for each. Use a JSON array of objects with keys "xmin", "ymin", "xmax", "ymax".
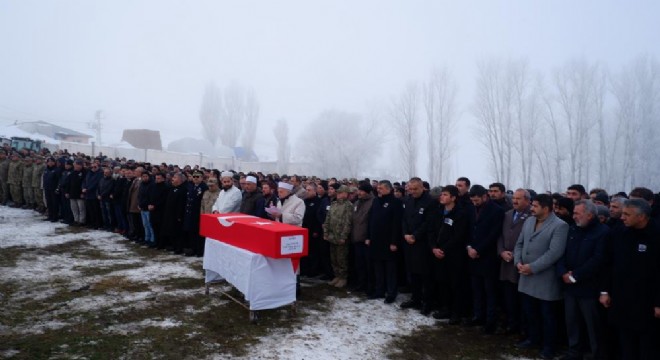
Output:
[
  {"xmin": 121, "ymin": 129, "xmax": 162, "ymax": 150},
  {"xmin": 15, "ymin": 121, "xmax": 92, "ymax": 139}
]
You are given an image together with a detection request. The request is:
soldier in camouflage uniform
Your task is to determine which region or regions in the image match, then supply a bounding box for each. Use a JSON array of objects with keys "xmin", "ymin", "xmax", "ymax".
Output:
[
  {"xmin": 7, "ymin": 153, "xmax": 24, "ymax": 207},
  {"xmin": 32, "ymin": 156, "xmax": 46, "ymax": 212},
  {"xmin": 21, "ymin": 156, "xmax": 34, "ymax": 209},
  {"xmin": 322, "ymin": 185, "xmax": 354, "ymax": 288},
  {"xmin": 0, "ymin": 150, "xmax": 9, "ymax": 205}
]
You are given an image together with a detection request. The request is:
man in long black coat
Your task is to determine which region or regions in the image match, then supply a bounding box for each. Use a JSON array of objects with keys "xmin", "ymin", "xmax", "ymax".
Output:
[
  {"xmin": 400, "ymin": 177, "xmax": 435, "ymax": 310},
  {"xmin": 466, "ymin": 184, "xmax": 504, "ymax": 333},
  {"xmin": 162, "ymin": 173, "xmax": 188, "ymax": 253},
  {"xmin": 600, "ymin": 199, "xmax": 660, "ymax": 360},
  {"xmin": 183, "ymin": 170, "xmax": 208, "ymax": 256},
  {"xmin": 367, "ymin": 180, "xmax": 403, "ymax": 304},
  {"xmin": 148, "ymin": 172, "xmax": 169, "ymax": 249},
  {"xmin": 42, "ymin": 157, "xmax": 61, "ymax": 222}
]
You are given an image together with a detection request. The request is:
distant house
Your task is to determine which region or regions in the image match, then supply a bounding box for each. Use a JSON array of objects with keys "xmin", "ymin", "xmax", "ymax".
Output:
[
  {"xmin": 121, "ymin": 129, "xmax": 162, "ymax": 150},
  {"xmin": 233, "ymin": 147, "xmax": 259, "ymax": 162},
  {"xmin": 15, "ymin": 121, "xmax": 93, "ymax": 144}
]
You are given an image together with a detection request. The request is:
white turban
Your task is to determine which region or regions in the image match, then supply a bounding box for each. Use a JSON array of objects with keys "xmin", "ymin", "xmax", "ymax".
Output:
[
  {"xmin": 220, "ymin": 171, "xmax": 233, "ymax": 178},
  {"xmin": 246, "ymin": 176, "xmax": 257, "ymax": 184},
  {"xmin": 278, "ymin": 182, "xmax": 294, "ymax": 191}
]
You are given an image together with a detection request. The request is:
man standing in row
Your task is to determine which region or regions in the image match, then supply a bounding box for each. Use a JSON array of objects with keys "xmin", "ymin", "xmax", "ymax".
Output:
[
  {"xmin": 514, "ymin": 194, "xmax": 568, "ymax": 359},
  {"xmin": 323, "ymin": 185, "xmax": 353, "ymax": 288},
  {"xmin": 367, "ymin": 180, "xmax": 402, "ymax": 304},
  {"xmin": 400, "ymin": 177, "xmax": 434, "ymax": 310},
  {"xmin": 212, "ymin": 171, "xmax": 242, "ymax": 214}
]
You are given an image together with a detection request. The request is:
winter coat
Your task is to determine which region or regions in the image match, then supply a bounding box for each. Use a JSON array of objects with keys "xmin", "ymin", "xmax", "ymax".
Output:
[
  {"xmin": 31, "ymin": 163, "xmax": 45, "ymax": 188},
  {"xmin": 514, "ymin": 213, "xmax": 568, "ymax": 301},
  {"xmin": 497, "ymin": 207, "xmax": 531, "ymax": 283},
  {"xmin": 401, "ymin": 192, "xmax": 436, "ymax": 274},
  {"xmin": 367, "ymin": 193, "xmax": 403, "ymax": 261},
  {"xmin": 602, "ymin": 220, "xmax": 660, "ymax": 331},
  {"xmin": 162, "ymin": 182, "xmax": 187, "ymax": 235},
  {"xmin": 323, "ymin": 198, "xmax": 353, "ymax": 244},
  {"xmin": 351, "ymin": 194, "xmax": 373, "ymax": 243},
  {"xmin": 66, "ymin": 169, "xmax": 86, "ymax": 199},
  {"xmin": 42, "ymin": 165, "xmax": 61, "ymax": 193},
  {"xmin": 240, "ymin": 189, "xmax": 266, "ymax": 218},
  {"xmin": 467, "ymin": 200, "xmax": 505, "ymax": 278},
  {"xmin": 556, "ymin": 219, "xmax": 609, "ymax": 298},
  {"xmin": 276, "ymin": 194, "xmax": 305, "ymax": 227},
  {"xmin": 137, "ymin": 179, "xmax": 153, "ymax": 210},
  {"xmin": 97, "ymin": 175, "xmax": 115, "ymax": 201},
  {"xmin": 426, "ymin": 204, "xmax": 471, "ymax": 265},
  {"xmin": 183, "ymin": 182, "xmax": 208, "ymax": 232},
  {"xmin": 201, "ymin": 188, "xmax": 220, "ymax": 214},
  {"xmin": 7, "ymin": 159, "xmax": 22, "ymax": 185},
  {"xmin": 127, "ymin": 178, "xmax": 141, "ymax": 213},
  {"xmin": 82, "ymin": 169, "xmax": 102, "ymax": 200}
]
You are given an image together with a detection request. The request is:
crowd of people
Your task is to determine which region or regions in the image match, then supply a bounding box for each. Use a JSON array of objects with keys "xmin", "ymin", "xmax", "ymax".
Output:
[{"xmin": 1, "ymin": 144, "xmax": 659, "ymax": 360}]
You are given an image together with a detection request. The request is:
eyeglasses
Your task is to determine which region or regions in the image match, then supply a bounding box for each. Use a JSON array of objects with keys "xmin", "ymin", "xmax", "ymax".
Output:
[{"xmin": 193, "ymin": 175, "xmax": 201, "ymax": 178}]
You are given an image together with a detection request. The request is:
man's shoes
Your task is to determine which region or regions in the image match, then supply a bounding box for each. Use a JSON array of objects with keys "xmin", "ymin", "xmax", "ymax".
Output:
[
  {"xmin": 400, "ymin": 300, "xmax": 422, "ymax": 310},
  {"xmin": 447, "ymin": 317, "xmax": 461, "ymax": 325},
  {"xmin": 463, "ymin": 317, "xmax": 485, "ymax": 327},
  {"xmin": 384, "ymin": 296, "xmax": 396, "ymax": 304},
  {"xmin": 515, "ymin": 339, "xmax": 537, "ymax": 350},
  {"xmin": 334, "ymin": 279, "xmax": 347, "ymax": 288},
  {"xmin": 432, "ymin": 310, "xmax": 450, "ymax": 320},
  {"xmin": 482, "ymin": 323, "xmax": 497, "ymax": 334},
  {"xmin": 420, "ymin": 305, "xmax": 432, "ymax": 316},
  {"xmin": 367, "ymin": 293, "xmax": 384, "ymax": 300},
  {"xmin": 540, "ymin": 349, "xmax": 556, "ymax": 360}
]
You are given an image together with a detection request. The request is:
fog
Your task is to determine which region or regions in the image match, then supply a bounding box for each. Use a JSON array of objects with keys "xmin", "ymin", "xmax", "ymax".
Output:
[{"xmin": 1, "ymin": 0, "xmax": 659, "ymax": 190}]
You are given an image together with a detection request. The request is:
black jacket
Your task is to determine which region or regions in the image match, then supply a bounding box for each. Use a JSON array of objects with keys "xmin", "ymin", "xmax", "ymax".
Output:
[
  {"xmin": 401, "ymin": 192, "xmax": 436, "ymax": 274},
  {"xmin": 183, "ymin": 182, "xmax": 208, "ymax": 232},
  {"xmin": 97, "ymin": 175, "xmax": 115, "ymax": 201},
  {"xmin": 427, "ymin": 204, "xmax": 471, "ymax": 264},
  {"xmin": 467, "ymin": 200, "xmax": 504, "ymax": 277},
  {"xmin": 138, "ymin": 179, "xmax": 153, "ymax": 210},
  {"xmin": 162, "ymin": 182, "xmax": 188, "ymax": 235},
  {"xmin": 602, "ymin": 220, "xmax": 660, "ymax": 331},
  {"xmin": 66, "ymin": 169, "xmax": 86, "ymax": 199},
  {"xmin": 368, "ymin": 193, "xmax": 403, "ymax": 261},
  {"xmin": 556, "ymin": 219, "xmax": 609, "ymax": 298}
]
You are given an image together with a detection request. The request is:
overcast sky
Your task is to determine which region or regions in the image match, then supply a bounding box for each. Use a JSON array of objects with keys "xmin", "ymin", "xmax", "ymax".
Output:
[{"xmin": 1, "ymin": 0, "xmax": 659, "ymax": 182}]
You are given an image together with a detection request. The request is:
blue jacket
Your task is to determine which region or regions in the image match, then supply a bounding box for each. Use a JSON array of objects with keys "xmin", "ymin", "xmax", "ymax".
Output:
[{"xmin": 82, "ymin": 169, "xmax": 103, "ymax": 200}]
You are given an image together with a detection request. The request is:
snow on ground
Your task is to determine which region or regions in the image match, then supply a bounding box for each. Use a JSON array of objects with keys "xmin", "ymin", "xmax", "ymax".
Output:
[
  {"xmin": 239, "ymin": 296, "xmax": 436, "ymax": 360},
  {"xmin": 1, "ymin": 206, "xmax": 531, "ymax": 359}
]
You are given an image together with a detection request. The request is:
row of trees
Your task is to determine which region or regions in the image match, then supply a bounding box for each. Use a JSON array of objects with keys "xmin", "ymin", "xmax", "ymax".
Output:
[
  {"xmin": 199, "ymin": 81, "xmax": 259, "ymax": 151},
  {"xmin": 199, "ymin": 54, "xmax": 659, "ymax": 192},
  {"xmin": 472, "ymin": 55, "xmax": 659, "ymax": 192}
]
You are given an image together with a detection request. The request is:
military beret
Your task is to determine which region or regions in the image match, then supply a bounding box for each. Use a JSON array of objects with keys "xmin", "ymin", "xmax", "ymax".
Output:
[{"xmin": 337, "ymin": 185, "xmax": 350, "ymax": 194}]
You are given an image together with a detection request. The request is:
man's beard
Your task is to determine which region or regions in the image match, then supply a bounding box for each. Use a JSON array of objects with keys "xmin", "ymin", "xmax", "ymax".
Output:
[{"xmin": 222, "ymin": 185, "xmax": 232, "ymax": 191}]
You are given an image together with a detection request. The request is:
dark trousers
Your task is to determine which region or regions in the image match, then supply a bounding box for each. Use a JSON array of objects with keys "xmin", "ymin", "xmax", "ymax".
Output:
[
  {"xmin": 188, "ymin": 232, "xmax": 204, "ymax": 256},
  {"xmin": 501, "ymin": 280, "xmax": 521, "ymax": 331},
  {"xmin": 353, "ymin": 242, "xmax": 371, "ymax": 292},
  {"xmin": 522, "ymin": 293, "xmax": 558, "ymax": 355},
  {"xmin": 618, "ymin": 325, "xmax": 659, "ymax": 360},
  {"xmin": 373, "ymin": 259, "xmax": 397, "ymax": 299},
  {"xmin": 85, "ymin": 198, "xmax": 102, "ymax": 228},
  {"xmin": 319, "ymin": 237, "xmax": 334, "ymax": 278},
  {"xmin": 113, "ymin": 204, "xmax": 128, "ymax": 232},
  {"xmin": 300, "ymin": 231, "xmax": 321, "ymax": 277},
  {"xmin": 426, "ymin": 258, "xmax": 469, "ymax": 318},
  {"xmin": 100, "ymin": 200, "xmax": 114, "ymax": 230},
  {"xmin": 45, "ymin": 190, "xmax": 60, "ymax": 221},
  {"xmin": 564, "ymin": 294, "xmax": 602, "ymax": 358},
  {"xmin": 408, "ymin": 272, "xmax": 424, "ymax": 303},
  {"xmin": 59, "ymin": 193, "xmax": 73, "ymax": 223},
  {"xmin": 471, "ymin": 274, "xmax": 498, "ymax": 325}
]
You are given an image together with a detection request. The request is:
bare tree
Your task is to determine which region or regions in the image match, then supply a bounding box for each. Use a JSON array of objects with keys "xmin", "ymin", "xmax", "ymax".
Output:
[
  {"xmin": 296, "ymin": 109, "xmax": 383, "ymax": 178},
  {"xmin": 220, "ymin": 81, "xmax": 244, "ymax": 148},
  {"xmin": 611, "ymin": 54, "xmax": 660, "ymax": 190},
  {"xmin": 241, "ymin": 88, "xmax": 259, "ymax": 152},
  {"xmin": 423, "ymin": 68, "xmax": 458, "ymax": 187},
  {"xmin": 199, "ymin": 82, "xmax": 222, "ymax": 146},
  {"xmin": 392, "ymin": 82, "xmax": 419, "ymax": 178},
  {"xmin": 473, "ymin": 59, "xmax": 514, "ymax": 186},
  {"xmin": 273, "ymin": 118, "xmax": 290, "ymax": 174},
  {"xmin": 552, "ymin": 59, "xmax": 603, "ymax": 186}
]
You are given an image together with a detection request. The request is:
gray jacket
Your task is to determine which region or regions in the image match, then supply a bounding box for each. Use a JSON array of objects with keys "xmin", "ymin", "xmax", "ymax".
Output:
[{"xmin": 514, "ymin": 212, "xmax": 568, "ymax": 301}]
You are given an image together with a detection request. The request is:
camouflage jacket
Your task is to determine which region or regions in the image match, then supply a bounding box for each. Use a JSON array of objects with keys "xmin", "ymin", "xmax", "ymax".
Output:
[
  {"xmin": 0, "ymin": 159, "xmax": 9, "ymax": 182},
  {"xmin": 7, "ymin": 160, "xmax": 23, "ymax": 185},
  {"xmin": 200, "ymin": 188, "xmax": 220, "ymax": 215},
  {"xmin": 322, "ymin": 198, "xmax": 353, "ymax": 244},
  {"xmin": 32, "ymin": 163, "xmax": 45, "ymax": 187},
  {"xmin": 22, "ymin": 162, "xmax": 33, "ymax": 185}
]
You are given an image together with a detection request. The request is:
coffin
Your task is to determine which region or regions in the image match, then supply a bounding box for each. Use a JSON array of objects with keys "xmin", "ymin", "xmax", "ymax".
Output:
[{"xmin": 200, "ymin": 213, "xmax": 308, "ymax": 259}]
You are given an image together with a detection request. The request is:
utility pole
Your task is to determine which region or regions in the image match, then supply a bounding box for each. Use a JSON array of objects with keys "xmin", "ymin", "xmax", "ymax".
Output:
[{"xmin": 88, "ymin": 110, "xmax": 103, "ymax": 146}]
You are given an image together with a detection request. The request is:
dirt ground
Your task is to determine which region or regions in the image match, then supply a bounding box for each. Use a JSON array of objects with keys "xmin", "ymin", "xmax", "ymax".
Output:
[{"xmin": 0, "ymin": 207, "xmax": 535, "ymax": 359}]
